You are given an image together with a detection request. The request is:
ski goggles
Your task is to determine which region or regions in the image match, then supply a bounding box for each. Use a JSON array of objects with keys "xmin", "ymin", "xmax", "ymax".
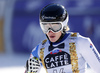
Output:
[{"xmin": 40, "ymin": 22, "xmax": 63, "ymax": 33}]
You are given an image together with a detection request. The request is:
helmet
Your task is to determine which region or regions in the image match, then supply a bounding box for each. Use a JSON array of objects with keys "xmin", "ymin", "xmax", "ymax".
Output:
[{"xmin": 39, "ymin": 3, "xmax": 69, "ymax": 33}]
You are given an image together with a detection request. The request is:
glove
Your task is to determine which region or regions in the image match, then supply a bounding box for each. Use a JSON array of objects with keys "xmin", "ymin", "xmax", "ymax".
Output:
[{"xmin": 26, "ymin": 57, "xmax": 41, "ymax": 73}]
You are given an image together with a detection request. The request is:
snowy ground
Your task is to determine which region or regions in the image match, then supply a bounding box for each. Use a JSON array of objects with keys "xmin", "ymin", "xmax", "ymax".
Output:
[
  {"xmin": 0, "ymin": 53, "xmax": 94, "ymax": 73},
  {"xmin": 0, "ymin": 53, "xmax": 28, "ymax": 73},
  {"xmin": 0, "ymin": 53, "xmax": 47, "ymax": 73},
  {"xmin": 0, "ymin": 66, "xmax": 47, "ymax": 73}
]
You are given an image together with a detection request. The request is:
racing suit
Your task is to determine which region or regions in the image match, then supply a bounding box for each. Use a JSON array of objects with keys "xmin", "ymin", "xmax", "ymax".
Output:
[{"xmin": 25, "ymin": 32, "xmax": 100, "ymax": 73}]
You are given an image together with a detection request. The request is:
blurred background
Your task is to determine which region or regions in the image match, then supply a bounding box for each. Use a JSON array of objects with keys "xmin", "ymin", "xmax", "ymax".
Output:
[{"xmin": 0, "ymin": 0, "xmax": 100, "ymax": 73}]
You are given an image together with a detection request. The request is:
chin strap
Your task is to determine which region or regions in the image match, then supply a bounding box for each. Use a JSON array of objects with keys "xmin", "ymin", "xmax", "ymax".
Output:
[{"xmin": 55, "ymin": 32, "xmax": 65, "ymax": 43}]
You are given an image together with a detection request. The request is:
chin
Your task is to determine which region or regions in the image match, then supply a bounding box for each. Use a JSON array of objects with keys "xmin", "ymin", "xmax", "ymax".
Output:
[{"xmin": 50, "ymin": 39, "xmax": 57, "ymax": 43}]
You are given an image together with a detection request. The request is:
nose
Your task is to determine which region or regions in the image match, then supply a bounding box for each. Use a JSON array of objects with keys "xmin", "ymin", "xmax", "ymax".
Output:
[{"xmin": 48, "ymin": 30, "xmax": 54, "ymax": 33}]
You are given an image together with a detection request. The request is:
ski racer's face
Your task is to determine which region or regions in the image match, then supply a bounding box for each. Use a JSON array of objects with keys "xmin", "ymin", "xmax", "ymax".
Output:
[{"xmin": 46, "ymin": 30, "xmax": 62, "ymax": 42}]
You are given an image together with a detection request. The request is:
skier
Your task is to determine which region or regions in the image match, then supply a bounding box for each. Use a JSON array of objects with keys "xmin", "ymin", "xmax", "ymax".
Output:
[{"xmin": 25, "ymin": 3, "xmax": 100, "ymax": 73}]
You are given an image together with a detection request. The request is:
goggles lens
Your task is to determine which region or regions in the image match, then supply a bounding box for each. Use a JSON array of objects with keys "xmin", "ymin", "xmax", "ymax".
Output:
[{"xmin": 41, "ymin": 23, "xmax": 62, "ymax": 33}]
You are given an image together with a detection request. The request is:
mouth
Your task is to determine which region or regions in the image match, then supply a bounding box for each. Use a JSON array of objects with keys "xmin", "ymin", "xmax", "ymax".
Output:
[{"xmin": 49, "ymin": 36, "xmax": 55, "ymax": 38}]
